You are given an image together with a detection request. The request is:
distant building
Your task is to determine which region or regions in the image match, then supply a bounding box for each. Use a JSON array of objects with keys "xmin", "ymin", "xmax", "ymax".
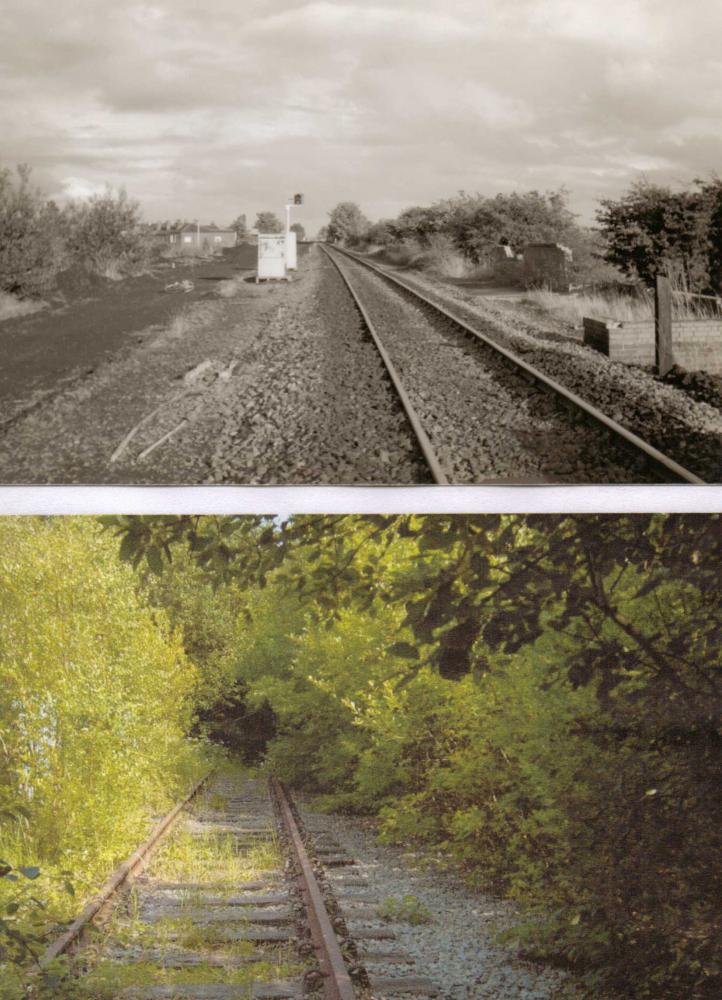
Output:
[{"xmin": 153, "ymin": 223, "xmax": 237, "ymax": 250}]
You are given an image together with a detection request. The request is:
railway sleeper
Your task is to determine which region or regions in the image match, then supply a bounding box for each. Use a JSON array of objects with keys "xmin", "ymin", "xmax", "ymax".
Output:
[
  {"xmin": 137, "ymin": 892, "xmax": 288, "ymax": 908},
  {"xmin": 105, "ymin": 946, "xmax": 267, "ymax": 967},
  {"xmin": 119, "ymin": 980, "xmax": 303, "ymax": 999},
  {"xmin": 157, "ymin": 924, "xmax": 294, "ymax": 943},
  {"xmin": 368, "ymin": 975, "xmax": 438, "ymax": 996},
  {"xmin": 141, "ymin": 907, "xmax": 292, "ymax": 924}
]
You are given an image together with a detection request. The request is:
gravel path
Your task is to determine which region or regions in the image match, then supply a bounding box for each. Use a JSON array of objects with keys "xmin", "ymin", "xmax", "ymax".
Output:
[
  {"xmin": 330, "ymin": 250, "xmax": 653, "ymax": 483},
  {"xmin": 299, "ymin": 803, "xmax": 578, "ymax": 1000},
  {"xmin": 372, "ymin": 262, "xmax": 721, "ymax": 483}
]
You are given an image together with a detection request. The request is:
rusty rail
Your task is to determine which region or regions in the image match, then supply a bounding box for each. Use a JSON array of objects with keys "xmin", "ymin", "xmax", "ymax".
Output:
[
  {"xmin": 271, "ymin": 778, "xmax": 356, "ymax": 1000},
  {"xmin": 40, "ymin": 771, "xmax": 212, "ymax": 966},
  {"xmin": 326, "ymin": 244, "xmax": 705, "ymax": 485}
]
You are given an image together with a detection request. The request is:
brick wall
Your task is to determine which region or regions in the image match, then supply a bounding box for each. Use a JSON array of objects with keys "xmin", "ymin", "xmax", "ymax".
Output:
[{"xmin": 583, "ymin": 318, "xmax": 722, "ymax": 374}]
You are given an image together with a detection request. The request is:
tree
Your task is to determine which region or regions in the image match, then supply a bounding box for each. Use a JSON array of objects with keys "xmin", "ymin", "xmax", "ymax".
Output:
[
  {"xmin": 62, "ymin": 186, "xmax": 152, "ymax": 278},
  {"xmin": 290, "ymin": 222, "xmax": 305, "ymax": 241},
  {"xmin": 115, "ymin": 512, "xmax": 721, "ymax": 998},
  {"xmin": 0, "ymin": 518, "xmax": 209, "ymax": 988},
  {"xmin": 444, "ymin": 189, "xmax": 578, "ymax": 261},
  {"xmin": 0, "ymin": 164, "xmax": 67, "ymax": 298},
  {"xmin": 326, "ymin": 202, "xmax": 370, "ymax": 245},
  {"xmin": 254, "ymin": 211, "xmax": 283, "ymax": 234},
  {"xmin": 596, "ymin": 179, "xmax": 722, "ymax": 292},
  {"xmin": 229, "ymin": 213, "xmax": 248, "ymax": 239}
]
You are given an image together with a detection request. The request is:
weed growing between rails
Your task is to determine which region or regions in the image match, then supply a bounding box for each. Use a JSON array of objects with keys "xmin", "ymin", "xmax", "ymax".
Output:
[{"xmin": 34, "ymin": 764, "xmax": 308, "ymax": 1000}]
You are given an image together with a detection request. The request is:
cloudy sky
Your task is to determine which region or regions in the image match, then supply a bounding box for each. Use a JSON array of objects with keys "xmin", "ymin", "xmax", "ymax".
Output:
[{"xmin": 2, "ymin": 0, "xmax": 720, "ymax": 233}]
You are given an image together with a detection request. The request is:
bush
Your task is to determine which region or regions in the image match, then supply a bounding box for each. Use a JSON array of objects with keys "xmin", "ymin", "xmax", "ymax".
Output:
[
  {"xmin": 0, "ymin": 518, "xmax": 210, "ymax": 980},
  {"xmin": 0, "ymin": 165, "xmax": 66, "ymax": 298},
  {"xmin": 61, "ymin": 187, "xmax": 153, "ymax": 278}
]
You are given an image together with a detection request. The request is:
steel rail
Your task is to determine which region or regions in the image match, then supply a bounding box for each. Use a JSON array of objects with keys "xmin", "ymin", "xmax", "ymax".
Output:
[
  {"xmin": 271, "ymin": 778, "xmax": 356, "ymax": 1000},
  {"xmin": 40, "ymin": 771, "xmax": 212, "ymax": 966},
  {"xmin": 320, "ymin": 243, "xmax": 449, "ymax": 484},
  {"xmin": 325, "ymin": 244, "xmax": 706, "ymax": 485}
]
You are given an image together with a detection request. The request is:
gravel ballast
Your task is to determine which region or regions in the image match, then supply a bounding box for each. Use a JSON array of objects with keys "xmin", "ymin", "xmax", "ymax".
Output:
[
  {"xmin": 369, "ymin": 260, "xmax": 720, "ymax": 483},
  {"xmin": 205, "ymin": 248, "xmax": 430, "ymax": 483},
  {"xmin": 299, "ymin": 803, "xmax": 580, "ymax": 1000},
  {"xmin": 330, "ymin": 250, "xmax": 657, "ymax": 483}
]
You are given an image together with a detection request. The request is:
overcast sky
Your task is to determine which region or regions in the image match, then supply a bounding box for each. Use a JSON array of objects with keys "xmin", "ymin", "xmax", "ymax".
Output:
[{"xmin": 2, "ymin": 0, "xmax": 720, "ymax": 233}]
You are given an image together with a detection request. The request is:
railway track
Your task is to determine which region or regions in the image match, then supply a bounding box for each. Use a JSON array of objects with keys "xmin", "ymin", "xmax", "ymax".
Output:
[
  {"xmin": 40, "ymin": 771, "xmax": 437, "ymax": 1000},
  {"xmin": 321, "ymin": 244, "xmax": 705, "ymax": 485}
]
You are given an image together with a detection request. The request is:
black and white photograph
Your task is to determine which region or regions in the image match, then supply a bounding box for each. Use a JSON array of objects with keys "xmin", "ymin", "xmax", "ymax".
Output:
[{"xmin": 0, "ymin": 1, "xmax": 720, "ymax": 484}]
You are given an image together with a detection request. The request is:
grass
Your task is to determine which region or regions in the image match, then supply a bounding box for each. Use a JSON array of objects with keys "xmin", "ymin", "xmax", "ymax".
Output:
[
  {"xmin": 378, "ymin": 894, "xmax": 432, "ymax": 925},
  {"xmin": 78, "ymin": 956, "xmax": 304, "ymax": 993},
  {"xmin": 524, "ymin": 283, "xmax": 722, "ymax": 329},
  {"xmin": 164, "ymin": 301, "xmax": 221, "ymax": 342},
  {"xmin": 61, "ymin": 763, "xmax": 298, "ymax": 998},
  {"xmin": 0, "ymin": 290, "xmax": 47, "ymax": 322},
  {"xmin": 216, "ymin": 275, "xmax": 247, "ymax": 298}
]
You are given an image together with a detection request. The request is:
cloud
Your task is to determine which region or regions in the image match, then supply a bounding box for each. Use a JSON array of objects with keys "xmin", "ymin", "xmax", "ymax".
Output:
[
  {"xmin": 0, "ymin": 0, "xmax": 719, "ymax": 231},
  {"xmin": 60, "ymin": 177, "xmax": 110, "ymax": 199}
]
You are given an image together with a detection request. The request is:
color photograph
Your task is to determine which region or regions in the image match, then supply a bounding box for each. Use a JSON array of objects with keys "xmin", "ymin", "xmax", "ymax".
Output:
[{"xmin": 1, "ymin": 513, "xmax": 719, "ymax": 998}]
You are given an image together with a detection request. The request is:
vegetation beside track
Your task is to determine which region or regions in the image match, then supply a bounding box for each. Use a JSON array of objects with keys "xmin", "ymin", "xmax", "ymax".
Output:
[
  {"xmin": 1, "ymin": 515, "xmax": 719, "ymax": 999},
  {"xmin": 0, "ymin": 519, "xmax": 219, "ymax": 997}
]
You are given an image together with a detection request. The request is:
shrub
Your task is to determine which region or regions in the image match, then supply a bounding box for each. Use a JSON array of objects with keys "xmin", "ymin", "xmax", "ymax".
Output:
[
  {"xmin": 61, "ymin": 187, "xmax": 153, "ymax": 278},
  {"xmin": 0, "ymin": 165, "xmax": 66, "ymax": 298},
  {"xmin": 0, "ymin": 518, "xmax": 210, "ymax": 979}
]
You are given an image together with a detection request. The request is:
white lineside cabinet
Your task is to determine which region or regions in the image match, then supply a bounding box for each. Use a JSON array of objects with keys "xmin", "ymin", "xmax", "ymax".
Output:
[
  {"xmin": 256, "ymin": 234, "xmax": 287, "ymax": 282},
  {"xmin": 286, "ymin": 230, "xmax": 297, "ymax": 270}
]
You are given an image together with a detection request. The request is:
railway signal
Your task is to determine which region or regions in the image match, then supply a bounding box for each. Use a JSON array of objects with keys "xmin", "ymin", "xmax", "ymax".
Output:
[{"xmin": 285, "ymin": 193, "xmax": 304, "ymax": 271}]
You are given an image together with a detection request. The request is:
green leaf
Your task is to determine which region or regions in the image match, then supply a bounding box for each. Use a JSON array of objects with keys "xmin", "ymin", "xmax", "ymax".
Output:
[
  {"xmin": 387, "ymin": 642, "xmax": 420, "ymax": 660},
  {"xmin": 146, "ymin": 545, "xmax": 164, "ymax": 576}
]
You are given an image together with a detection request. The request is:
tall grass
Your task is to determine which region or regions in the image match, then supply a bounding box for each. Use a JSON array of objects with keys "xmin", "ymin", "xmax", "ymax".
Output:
[{"xmin": 525, "ymin": 276, "xmax": 722, "ymax": 328}]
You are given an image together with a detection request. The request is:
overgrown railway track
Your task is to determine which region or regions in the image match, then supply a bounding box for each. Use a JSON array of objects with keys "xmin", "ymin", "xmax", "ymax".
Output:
[
  {"xmin": 38, "ymin": 772, "xmax": 436, "ymax": 1000},
  {"xmin": 321, "ymin": 244, "xmax": 706, "ymax": 484}
]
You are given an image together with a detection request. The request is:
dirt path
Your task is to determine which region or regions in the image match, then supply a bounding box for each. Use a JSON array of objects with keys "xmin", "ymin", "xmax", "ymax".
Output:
[
  {"xmin": 0, "ymin": 253, "xmax": 306, "ymax": 483},
  {"xmin": 0, "ymin": 245, "xmax": 260, "ymax": 426}
]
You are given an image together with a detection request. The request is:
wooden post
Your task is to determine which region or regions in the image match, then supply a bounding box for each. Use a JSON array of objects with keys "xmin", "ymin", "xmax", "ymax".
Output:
[{"xmin": 655, "ymin": 274, "xmax": 673, "ymax": 376}]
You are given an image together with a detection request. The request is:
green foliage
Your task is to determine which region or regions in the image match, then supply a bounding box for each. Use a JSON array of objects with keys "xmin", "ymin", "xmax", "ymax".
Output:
[
  {"xmin": 0, "ymin": 165, "xmax": 67, "ymax": 298},
  {"xmin": 142, "ymin": 546, "xmax": 276, "ymax": 758},
  {"xmin": 290, "ymin": 222, "xmax": 305, "ymax": 241},
  {"xmin": 107, "ymin": 513, "xmax": 721, "ymax": 999},
  {"xmin": 597, "ymin": 178, "xmax": 722, "ymax": 293},
  {"xmin": 378, "ymin": 895, "xmax": 431, "ymax": 925},
  {"xmin": 254, "ymin": 211, "xmax": 283, "ymax": 234},
  {"xmin": 366, "ymin": 189, "xmax": 580, "ymax": 263},
  {"xmin": 0, "ymin": 518, "xmax": 211, "ymax": 982},
  {"xmin": 326, "ymin": 202, "xmax": 371, "ymax": 246}
]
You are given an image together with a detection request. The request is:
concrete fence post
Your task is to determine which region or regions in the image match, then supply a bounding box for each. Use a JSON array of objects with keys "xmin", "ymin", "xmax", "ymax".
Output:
[{"xmin": 655, "ymin": 274, "xmax": 674, "ymax": 376}]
